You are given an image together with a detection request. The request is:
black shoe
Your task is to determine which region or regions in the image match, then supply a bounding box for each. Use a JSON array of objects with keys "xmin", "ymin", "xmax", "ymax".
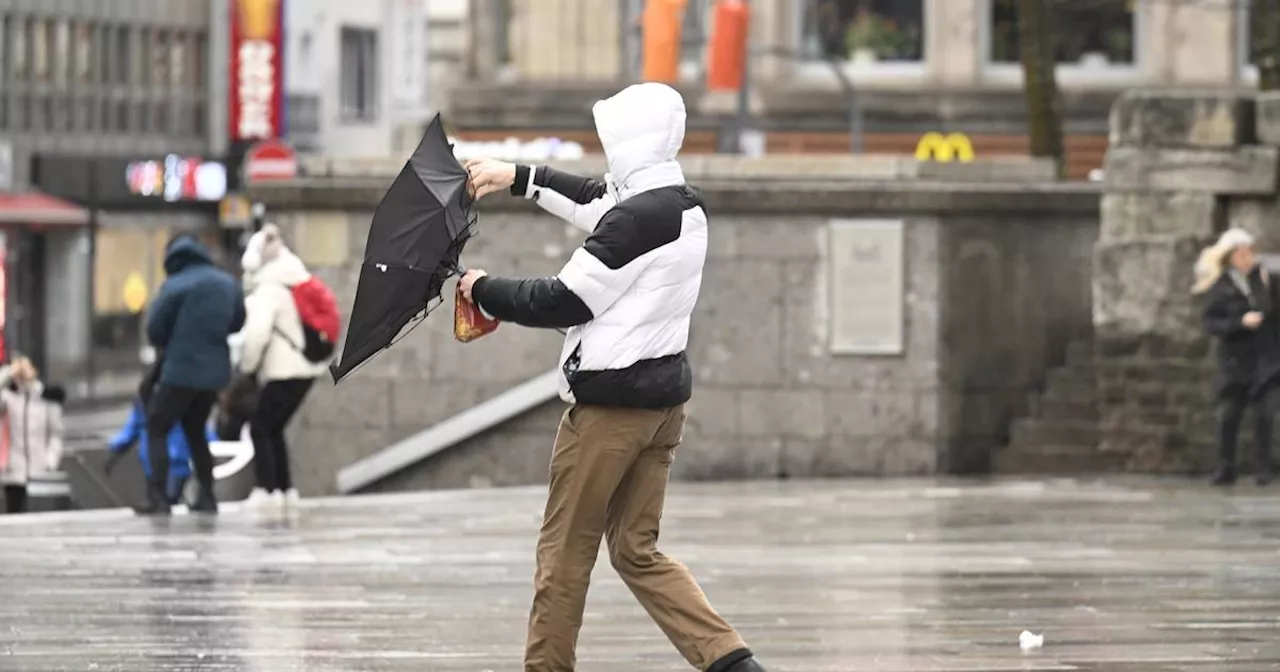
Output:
[
  {"xmin": 707, "ymin": 650, "xmax": 768, "ymax": 672},
  {"xmin": 134, "ymin": 484, "xmax": 172, "ymax": 516},
  {"xmin": 1211, "ymin": 468, "xmax": 1237, "ymax": 486},
  {"xmin": 190, "ymin": 488, "xmax": 218, "ymax": 514}
]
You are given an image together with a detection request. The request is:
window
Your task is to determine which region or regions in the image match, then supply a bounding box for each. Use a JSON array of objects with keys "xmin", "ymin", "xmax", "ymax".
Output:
[
  {"xmin": 340, "ymin": 27, "xmax": 378, "ymax": 122},
  {"xmin": 169, "ymin": 32, "xmax": 186, "ymax": 90},
  {"xmin": 74, "ymin": 23, "xmax": 93, "ymax": 83},
  {"xmin": 193, "ymin": 32, "xmax": 207, "ymax": 90},
  {"xmin": 114, "ymin": 26, "xmax": 131, "ymax": 85},
  {"xmin": 52, "ymin": 20, "xmax": 68, "ymax": 89},
  {"xmin": 989, "ymin": 0, "xmax": 1134, "ymax": 66},
  {"xmin": 31, "ymin": 19, "xmax": 47, "ymax": 82},
  {"xmin": 10, "ymin": 17, "xmax": 26, "ymax": 82},
  {"xmin": 800, "ymin": 0, "xmax": 925, "ymax": 64}
]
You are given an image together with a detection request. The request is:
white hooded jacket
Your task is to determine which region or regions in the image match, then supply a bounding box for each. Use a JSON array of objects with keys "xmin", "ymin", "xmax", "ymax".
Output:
[
  {"xmin": 472, "ymin": 83, "xmax": 706, "ymax": 408},
  {"xmin": 239, "ymin": 241, "xmax": 329, "ymax": 382}
]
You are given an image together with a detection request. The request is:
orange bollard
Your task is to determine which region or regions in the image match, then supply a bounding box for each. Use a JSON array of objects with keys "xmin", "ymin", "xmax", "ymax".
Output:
[
  {"xmin": 707, "ymin": 0, "xmax": 749, "ymax": 91},
  {"xmin": 642, "ymin": 0, "xmax": 686, "ymax": 83}
]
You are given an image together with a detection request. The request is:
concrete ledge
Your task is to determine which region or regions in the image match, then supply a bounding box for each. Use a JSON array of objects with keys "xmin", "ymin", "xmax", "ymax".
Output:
[
  {"xmin": 296, "ymin": 153, "xmax": 1058, "ymax": 183},
  {"xmin": 251, "ymin": 178, "xmax": 1101, "ymax": 216},
  {"xmin": 1103, "ymin": 146, "xmax": 1279, "ymax": 194}
]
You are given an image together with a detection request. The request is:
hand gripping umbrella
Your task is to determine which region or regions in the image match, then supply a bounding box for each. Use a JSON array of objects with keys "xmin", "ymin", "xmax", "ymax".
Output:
[{"xmin": 328, "ymin": 113, "xmax": 476, "ymax": 383}]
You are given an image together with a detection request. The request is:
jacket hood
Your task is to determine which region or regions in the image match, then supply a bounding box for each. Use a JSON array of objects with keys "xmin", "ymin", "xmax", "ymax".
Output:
[
  {"xmin": 245, "ymin": 249, "xmax": 310, "ymax": 291},
  {"xmin": 164, "ymin": 237, "xmax": 214, "ymax": 275},
  {"xmin": 592, "ymin": 83, "xmax": 687, "ymax": 199}
]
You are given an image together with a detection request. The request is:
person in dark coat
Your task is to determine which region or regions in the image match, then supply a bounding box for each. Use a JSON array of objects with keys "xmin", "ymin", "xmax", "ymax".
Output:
[
  {"xmin": 141, "ymin": 234, "xmax": 245, "ymax": 514},
  {"xmin": 1197, "ymin": 228, "xmax": 1279, "ymax": 486}
]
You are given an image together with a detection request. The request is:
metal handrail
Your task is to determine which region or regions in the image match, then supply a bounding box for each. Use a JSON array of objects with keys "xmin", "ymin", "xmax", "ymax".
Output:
[{"xmin": 335, "ymin": 369, "xmax": 562, "ymax": 494}]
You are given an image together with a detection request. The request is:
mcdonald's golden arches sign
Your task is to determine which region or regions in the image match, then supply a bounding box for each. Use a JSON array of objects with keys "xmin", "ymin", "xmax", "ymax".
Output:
[{"xmin": 914, "ymin": 133, "xmax": 975, "ymax": 163}]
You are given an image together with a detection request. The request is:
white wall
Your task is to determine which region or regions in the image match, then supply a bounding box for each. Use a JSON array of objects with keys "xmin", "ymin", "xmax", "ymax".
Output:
[{"xmin": 286, "ymin": 0, "xmax": 432, "ymax": 158}]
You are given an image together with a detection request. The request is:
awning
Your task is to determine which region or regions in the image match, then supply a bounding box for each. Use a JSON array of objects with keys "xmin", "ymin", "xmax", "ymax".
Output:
[{"xmin": 0, "ymin": 192, "xmax": 90, "ymax": 226}]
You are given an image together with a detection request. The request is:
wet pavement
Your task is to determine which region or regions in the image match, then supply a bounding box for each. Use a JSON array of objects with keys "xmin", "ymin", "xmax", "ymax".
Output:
[{"xmin": 1, "ymin": 478, "xmax": 1279, "ymax": 671}]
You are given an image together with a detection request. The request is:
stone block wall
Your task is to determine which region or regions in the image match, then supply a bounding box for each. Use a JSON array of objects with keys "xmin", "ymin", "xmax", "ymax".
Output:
[
  {"xmin": 1095, "ymin": 91, "xmax": 1280, "ymax": 473},
  {"xmin": 254, "ymin": 167, "xmax": 1098, "ymax": 495}
]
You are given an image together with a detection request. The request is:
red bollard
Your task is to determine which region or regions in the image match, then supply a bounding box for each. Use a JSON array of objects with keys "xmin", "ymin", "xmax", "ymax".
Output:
[
  {"xmin": 642, "ymin": 0, "xmax": 687, "ymax": 83},
  {"xmin": 706, "ymin": 0, "xmax": 749, "ymax": 91}
]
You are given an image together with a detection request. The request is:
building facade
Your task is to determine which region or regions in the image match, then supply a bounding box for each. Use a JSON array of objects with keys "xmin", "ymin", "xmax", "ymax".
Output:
[
  {"xmin": 452, "ymin": 0, "xmax": 1261, "ymax": 178},
  {"xmin": 0, "ymin": 0, "xmax": 218, "ymax": 397},
  {"xmin": 279, "ymin": 0, "xmax": 436, "ymax": 158}
]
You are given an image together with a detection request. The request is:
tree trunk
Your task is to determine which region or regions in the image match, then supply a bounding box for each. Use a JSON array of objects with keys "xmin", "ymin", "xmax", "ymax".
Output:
[
  {"xmin": 1018, "ymin": 0, "xmax": 1065, "ymax": 180},
  {"xmin": 1259, "ymin": 0, "xmax": 1280, "ymax": 91}
]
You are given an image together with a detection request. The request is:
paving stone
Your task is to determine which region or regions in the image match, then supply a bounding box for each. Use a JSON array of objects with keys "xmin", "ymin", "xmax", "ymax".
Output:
[{"xmin": 5, "ymin": 480, "xmax": 1280, "ymax": 670}]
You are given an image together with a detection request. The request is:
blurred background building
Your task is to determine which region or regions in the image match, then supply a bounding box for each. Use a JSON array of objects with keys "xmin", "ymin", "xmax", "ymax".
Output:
[
  {"xmin": 453, "ymin": 0, "xmax": 1261, "ymax": 175},
  {"xmin": 0, "ymin": 0, "xmax": 1268, "ymax": 407}
]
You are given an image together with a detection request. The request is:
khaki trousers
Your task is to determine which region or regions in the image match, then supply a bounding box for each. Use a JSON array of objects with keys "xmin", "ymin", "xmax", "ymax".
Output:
[{"xmin": 524, "ymin": 404, "xmax": 747, "ymax": 671}]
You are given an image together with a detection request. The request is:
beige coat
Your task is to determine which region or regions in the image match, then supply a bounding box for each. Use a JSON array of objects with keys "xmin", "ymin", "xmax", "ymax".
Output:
[{"xmin": 0, "ymin": 366, "xmax": 65, "ymax": 486}]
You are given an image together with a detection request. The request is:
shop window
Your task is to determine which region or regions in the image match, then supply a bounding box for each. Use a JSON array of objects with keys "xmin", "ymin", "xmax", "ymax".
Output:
[
  {"xmin": 800, "ymin": 0, "xmax": 925, "ymax": 65},
  {"xmin": 988, "ymin": 0, "xmax": 1136, "ymax": 68},
  {"xmin": 340, "ymin": 27, "xmax": 379, "ymax": 122}
]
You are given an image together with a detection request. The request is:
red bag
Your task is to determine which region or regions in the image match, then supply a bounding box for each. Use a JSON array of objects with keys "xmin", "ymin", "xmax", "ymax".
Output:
[
  {"xmin": 454, "ymin": 285, "xmax": 499, "ymax": 342},
  {"xmin": 290, "ymin": 277, "xmax": 341, "ymax": 362}
]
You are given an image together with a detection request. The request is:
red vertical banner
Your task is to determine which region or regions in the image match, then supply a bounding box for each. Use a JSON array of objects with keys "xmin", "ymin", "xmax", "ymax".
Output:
[{"xmin": 229, "ymin": 0, "xmax": 285, "ymax": 142}]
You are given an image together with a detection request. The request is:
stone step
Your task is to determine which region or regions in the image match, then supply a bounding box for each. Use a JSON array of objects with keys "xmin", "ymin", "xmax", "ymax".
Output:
[
  {"xmin": 1065, "ymin": 341, "xmax": 1095, "ymax": 367},
  {"xmin": 1035, "ymin": 398, "xmax": 1099, "ymax": 422},
  {"xmin": 1044, "ymin": 370, "xmax": 1098, "ymax": 404},
  {"xmin": 995, "ymin": 443, "xmax": 1123, "ymax": 474},
  {"xmin": 1009, "ymin": 417, "xmax": 1099, "ymax": 448}
]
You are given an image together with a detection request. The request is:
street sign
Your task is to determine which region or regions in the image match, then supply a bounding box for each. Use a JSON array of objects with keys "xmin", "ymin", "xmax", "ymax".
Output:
[
  {"xmin": 244, "ymin": 139, "xmax": 298, "ymax": 183},
  {"xmin": 123, "ymin": 272, "xmax": 148, "ymax": 314}
]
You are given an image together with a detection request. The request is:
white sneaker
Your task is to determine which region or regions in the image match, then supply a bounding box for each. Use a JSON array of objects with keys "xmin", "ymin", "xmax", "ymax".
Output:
[
  {"xmin": 245, "ymin": 488, "xmax": 273, "ymax": 510},
  {"xmin": 270, "ymin": 490, "xmax": 287, "ymax": 510},
  {"xmin": 282, "ymin": 489, "xmax": 301, "ymax": 509}
]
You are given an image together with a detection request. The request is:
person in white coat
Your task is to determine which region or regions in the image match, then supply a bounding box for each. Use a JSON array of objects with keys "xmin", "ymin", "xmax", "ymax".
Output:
[
  {"xmin": 0, "ymin": 357, "xmax": 64, "ymax": 514},
  {"xmin": 238, "ymin": 225, "xmax": 327, "ymax": 508}
]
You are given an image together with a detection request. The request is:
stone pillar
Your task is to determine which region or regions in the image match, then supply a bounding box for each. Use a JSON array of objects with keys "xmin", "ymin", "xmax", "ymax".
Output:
[
  {"xmin": 510, "ymin": 0, "xmax": 622, "ymax": 81},
  {"xmin": 927, "ymin": 0, "xmax": 980, "ymax": 87},
  {"xmin": 1143, "ymin": 0, "xmax": 1239, "ymax": 86},
  {"xmin": 1096, "ymin": 91, "xmax": 1276, "ymax": 472},
  {"xmin": 1231, "ymin": 93, "xmax": 1280, "ymax": 253}
]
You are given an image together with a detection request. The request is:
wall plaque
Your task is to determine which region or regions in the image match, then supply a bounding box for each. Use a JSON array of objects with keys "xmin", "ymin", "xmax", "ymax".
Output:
[{"xmin": 828, "ymin": 219, "xmax": 905, "ymax": 355}]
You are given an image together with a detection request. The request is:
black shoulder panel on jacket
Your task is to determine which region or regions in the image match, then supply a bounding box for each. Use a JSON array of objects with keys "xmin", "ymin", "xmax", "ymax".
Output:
[{"xmin": 583, "ymin": 186, "xmax": 696, "ymax": 271}]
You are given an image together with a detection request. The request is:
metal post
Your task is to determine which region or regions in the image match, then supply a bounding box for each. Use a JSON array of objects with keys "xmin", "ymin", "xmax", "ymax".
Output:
[
  {"xmin": 86, "ymin": 168, "xmax": 98, "ymax": 400},
  {"xmin": 251, "ymin": 202, "xmax": 265, "ymax": 232}
]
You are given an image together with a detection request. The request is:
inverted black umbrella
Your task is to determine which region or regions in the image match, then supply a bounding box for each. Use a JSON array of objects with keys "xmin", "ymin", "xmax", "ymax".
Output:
[{"xmin": 329, "ymin": 113, "xmax": 477, "ymax": 383}]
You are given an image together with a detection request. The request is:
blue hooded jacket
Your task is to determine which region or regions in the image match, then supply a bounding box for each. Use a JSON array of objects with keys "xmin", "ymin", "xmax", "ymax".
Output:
[
  {"xmin": 146, "ymin": 237, "xmax": 245, "ymax": 390},
  {"xmin": 107, "ymin": 401, "xmax": 219, "ymax": 480}
]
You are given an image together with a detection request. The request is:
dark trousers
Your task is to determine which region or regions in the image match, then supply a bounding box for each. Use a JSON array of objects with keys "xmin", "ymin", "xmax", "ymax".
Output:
[
  {"xmin": 147, "ymin": 385, "xmax": 218, "ymax": 492},
  {"xmin": 1220, "ymin": 384, "xmax": 1276, "ymax": 475},
  {"xmin": 3, "ymin": 485, "xmax": 26, "ymax": 514},
  {"xmin": 250, "ymin": 378, "xmax": 313, "ymax": 492}
]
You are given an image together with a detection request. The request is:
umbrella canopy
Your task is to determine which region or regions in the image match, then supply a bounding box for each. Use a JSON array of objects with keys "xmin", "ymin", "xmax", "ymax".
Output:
[{"xmin": 329, "ymin": 113, "xmax": 476, "ymax": 383}]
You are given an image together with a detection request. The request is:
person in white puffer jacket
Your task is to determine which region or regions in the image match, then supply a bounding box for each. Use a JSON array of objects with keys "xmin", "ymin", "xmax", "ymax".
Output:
[{"xmin": 238, "ymin": 225, "xmax": 327, "ymax": 509}]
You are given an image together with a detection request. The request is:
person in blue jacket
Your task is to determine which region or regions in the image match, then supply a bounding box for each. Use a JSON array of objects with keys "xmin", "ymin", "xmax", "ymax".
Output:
[
  {"xmin": 104, "ymin": 398, "xmax": 217, "ymax": 506},
  {"xmin": 142, "ymin": 234, "xmax": 244, "ymax": 515}
]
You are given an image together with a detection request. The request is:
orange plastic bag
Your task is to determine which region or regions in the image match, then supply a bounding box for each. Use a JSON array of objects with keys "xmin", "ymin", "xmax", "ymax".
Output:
[{"xmin": 454, "ymin": 285, "xmax": 499, "ymax": 342}]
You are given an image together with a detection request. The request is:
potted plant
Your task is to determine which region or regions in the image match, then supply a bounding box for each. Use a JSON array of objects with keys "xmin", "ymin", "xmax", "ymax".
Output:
[{"xmin": 844, "ymin": 11, "xmax": 912, "ymax": 63}]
